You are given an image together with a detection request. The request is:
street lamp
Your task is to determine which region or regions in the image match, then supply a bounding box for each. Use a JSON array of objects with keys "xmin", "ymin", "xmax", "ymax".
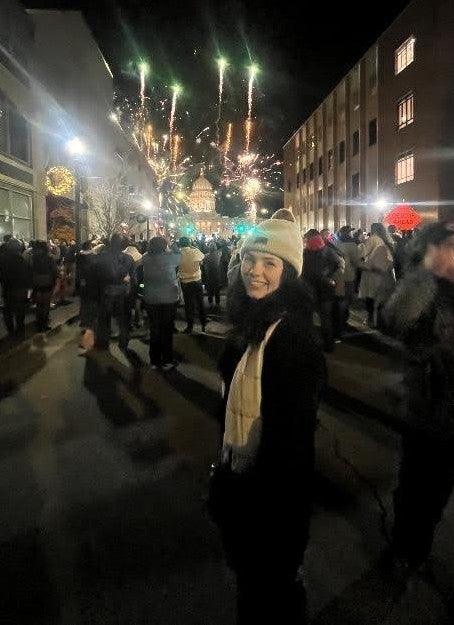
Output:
[{"xmin": 65, "ymin": 136, "xmax": 86, "ymax": 245}]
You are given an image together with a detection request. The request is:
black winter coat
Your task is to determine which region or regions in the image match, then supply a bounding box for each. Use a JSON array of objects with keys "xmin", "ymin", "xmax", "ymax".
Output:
[
  {"xmin": 213, "ymin": 284, "xmax": 326, "ymax": 567},
  {"xmin": 386, "ymin": 269, "xmax": 454, "ymax": 438}
]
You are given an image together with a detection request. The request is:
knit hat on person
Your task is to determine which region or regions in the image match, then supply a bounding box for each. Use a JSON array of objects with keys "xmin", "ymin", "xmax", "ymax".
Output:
[
  {"xmin": 271, "ymin": 208, "xmax": 296, "ymax": 222},
  {"xmin": 240, "ymin": 210, "xmax": 303, "ymax": 276},
  {"xmin": 305, "ymin": 234, "xmax": 325, "ymax": 251}
]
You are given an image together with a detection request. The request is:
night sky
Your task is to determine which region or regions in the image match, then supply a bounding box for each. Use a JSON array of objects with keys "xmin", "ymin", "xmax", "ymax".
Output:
[{"xmin": 25, "ymin": 0, "xmax": 411, "ymax": 157}]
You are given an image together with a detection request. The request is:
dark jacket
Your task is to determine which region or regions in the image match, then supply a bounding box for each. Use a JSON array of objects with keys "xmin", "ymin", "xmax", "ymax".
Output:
[
  {"xmin": 0, "ymin": 246, "xmax": 31, "ymax": 292},
  {"xmin": 94, "ymin": 248, "xmax": 137, "ymax": 299},
  {"xmin": 31, "ymin": 250, "xmax": 58, "ymax": 291},
  {"xmin": 386, "ymin": 269, "xmax": 454, "ymax": 438},
  {"xmin": 303, "ymin": 246, "xmax": 341, "ymax": 300},
  {"xmin": 213, "ymin": 282, "xmax": 326, "ymax": 566}
]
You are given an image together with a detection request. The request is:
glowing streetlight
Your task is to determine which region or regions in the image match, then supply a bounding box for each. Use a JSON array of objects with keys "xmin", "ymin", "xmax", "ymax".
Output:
[
  {"xmin": 65, "ymin": 136, "xmax": 86, "ymax": 156},
  {"xmin": 375, "ymin": 198, "xmax": 387, "ymax": 210}
]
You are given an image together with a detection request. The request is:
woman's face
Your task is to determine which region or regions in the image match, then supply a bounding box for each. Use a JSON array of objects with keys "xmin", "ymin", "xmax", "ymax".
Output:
[
  {"xmin": 424, "ymin": 235, "xmax": 454, "ymax": 281},
  {"xmin": 241, "ymin": 250, "xmax": 284, "ymax": 299}
]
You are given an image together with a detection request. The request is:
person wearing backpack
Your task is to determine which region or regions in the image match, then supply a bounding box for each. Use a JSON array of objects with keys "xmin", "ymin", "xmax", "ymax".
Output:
[{"xmin": 94, "ymin": 234, "xmax": 136, "ymax": 351}]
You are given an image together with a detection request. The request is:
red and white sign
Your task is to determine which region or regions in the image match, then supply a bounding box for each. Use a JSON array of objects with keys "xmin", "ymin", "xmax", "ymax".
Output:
[{"xmin": 384, "ymin": 204, "xmax": 422, "ymax": 231}]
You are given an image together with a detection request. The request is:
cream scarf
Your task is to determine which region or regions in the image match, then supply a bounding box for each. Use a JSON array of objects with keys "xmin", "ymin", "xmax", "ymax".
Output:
[{"xmin": 222, "ymin": 320, "xmax": 281, "ymax": 473}]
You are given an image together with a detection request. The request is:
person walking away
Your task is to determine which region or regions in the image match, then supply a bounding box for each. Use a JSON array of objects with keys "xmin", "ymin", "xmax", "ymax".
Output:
[
  {"xmin": 320, "ymin": 229, "xmax": 345, "ymax": 339},
  {"xmin": 303, "ymin": 232, "xmax": 342, "ymax": 352},
  {"xmin": 209, "ymin": 212, "xmax": 325, "ymax": 624},
  {"xmin": 31, "ymin": 241, "xmax": 58, "ymax": 332},
  {"xmin": 0, "ymin": 238, "xmax": 30, "ymax": 336},
  {"xmin": 95, "ymin": 234, "xmax": 136, "ymax": 351},
  {"xmin": 178, "ymin": 236, "xmax": 207, "ymax": 334},
  {"xmin": 385, "ymin": 222, "xmax": 454, "ymax": 574},
  {"xmin": 359, "ymin": 222, "xmax": 395, "ymax": 328},
  {"xmin": 203, "ymin": 242, "xmax": 222, "ymax": 309},
  {"xmin": 123, "ymin": 243, "xmax": 143, "ymax": 329},
  {"xmin": 336, "ymin": 226, "xmax": 361, "ymax": 332},
  {"xmin": 76, "ymin": 240, "xmax": 98, "ymax": 350},
  {"xmin": 388, "ymin": 225, "xmax": 408, "ymax": 280},
  {"xmin": 142, "ymin": 237, "xmax": 181, "ymax": 371}
]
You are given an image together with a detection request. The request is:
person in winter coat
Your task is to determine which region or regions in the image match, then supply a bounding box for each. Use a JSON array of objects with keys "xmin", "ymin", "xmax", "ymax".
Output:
[
  {"xmin": 94, "ymin": 234, "xmax": 136, "ymax": 350},
  {"xmin": 76, "ymin": 240, "xmax": 98, "ymax": 334},
  {"xmin": 209, "ymin": 213, "xmax": 326, "ymax": 625},
  {"xmin": 203, "ymin": 242, "xmax": 223, "ymax": 308},
  {"xmin": 336, "ymin": 226, "xmax": 361, "ymax": 331},
  {"xmin": 0, "ymin": 238, "xmax": 31, "ymax": 336},
  {"xmin": 303, "ymin": 232, "xmax": 342, "ymax": 351},
  {"xmin": 123, "ymin": 244, "xmax": 143, "ymax": 329},
  {"xmin": 385, "ymin": 222, "xmax": 454, "ymax": 571},
  {"xmin": 142, "ymin": 237, "xmax": 181, "ymax": 371},
  {"xmin": 31, "ymin": 241, "xmax": 58, "ymax": 332},
  {"xmin": 178, "ymin": 236, "xmax": 207, "ymax": 334},
  {"xmin": 359, "ymin": 222, "xmax": 395, "ymax": 327}
]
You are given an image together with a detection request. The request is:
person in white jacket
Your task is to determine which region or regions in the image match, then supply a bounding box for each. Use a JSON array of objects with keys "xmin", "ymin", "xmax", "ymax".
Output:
[{"xmin": 359, "ymin": 223, "xmax": 395, "ymax": 327}]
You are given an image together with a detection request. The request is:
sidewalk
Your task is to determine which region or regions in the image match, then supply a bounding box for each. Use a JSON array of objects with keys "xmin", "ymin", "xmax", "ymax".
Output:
[{"xmin": 0, "ymin": 298, "xmax": 80, "ymax": 356}]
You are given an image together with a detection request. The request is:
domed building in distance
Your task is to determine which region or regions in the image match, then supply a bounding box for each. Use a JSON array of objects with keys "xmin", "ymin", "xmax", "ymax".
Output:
[
  {"xmin": 180, "ymin": 169, "xmax": 230, "ymax": 236},
  {"xmin": 175, "ymin": 168, "xmax": 258, "ymax": 239}
]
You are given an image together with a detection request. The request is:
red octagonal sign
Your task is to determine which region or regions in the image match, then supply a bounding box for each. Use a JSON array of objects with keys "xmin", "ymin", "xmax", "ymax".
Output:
[{"xmin": 384, "ymin": 204, "xmax": 422, "ymax": 231}]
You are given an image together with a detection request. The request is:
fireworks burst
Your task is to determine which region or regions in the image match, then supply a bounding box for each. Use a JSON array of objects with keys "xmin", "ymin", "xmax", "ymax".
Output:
[{"xmin": 222, "ymin": 150, "xmax": 282, "ymax": 206}]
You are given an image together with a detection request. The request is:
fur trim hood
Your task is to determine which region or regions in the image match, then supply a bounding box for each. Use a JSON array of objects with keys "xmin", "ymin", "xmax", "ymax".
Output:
[{"xmin": 385, "ymin": 268, "xmax": 437, "ymax": 335}]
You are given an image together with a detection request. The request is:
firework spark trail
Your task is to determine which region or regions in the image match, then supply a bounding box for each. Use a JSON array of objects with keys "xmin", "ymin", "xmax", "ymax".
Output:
[
  {"xmin": 172, "ymin": 134, "xmax": 180, "ymax": 169},
  {"xmin": 169, "ymin": 85, "xmax": 181, "ymax": 152},
  {"xmin": 224, "ymin": 123, "xmax": 232, "ymax": 160},
  {"xmin": 245, "ymin": 119, "xmax": 253, "ymax": 154},
  {"xmin": 216, "ymin": 59, "xmax": 227, "ymax": 146},
  {"xmin": 245, "ymin": 65, "xmax": 257, "ymax": 153}
]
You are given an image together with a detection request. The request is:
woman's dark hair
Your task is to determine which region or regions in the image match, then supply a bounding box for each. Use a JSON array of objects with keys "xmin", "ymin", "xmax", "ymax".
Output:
[
  {"xmin": 405, "ymin": 222, "xmax": 454, "ymax": 271},
  {"xmin": 227, "ymin": 260, "xmax": 306, "ymax": 347},
  {"xmin": 148, "ymin": 236, "xmax": 167, "ymax": 254},
  {"xmin": 34, "ymin": 240, "xmax": 49, "ymax": 255}
]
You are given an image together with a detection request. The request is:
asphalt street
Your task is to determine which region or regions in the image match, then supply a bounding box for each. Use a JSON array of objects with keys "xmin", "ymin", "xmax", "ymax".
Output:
[{"xmin": 0, "ymin": 315, "xmax": 453, "ymax": 624}]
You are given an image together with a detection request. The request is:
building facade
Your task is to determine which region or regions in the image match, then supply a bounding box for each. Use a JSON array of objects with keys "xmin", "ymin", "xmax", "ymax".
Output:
[
  {"xmin": 284, "ymin": 0, "xmax": 454, "ymax": 232},
  {"xmin": 27, "ymin": 9, "xmax": 156, "ymax": 243},
  {"xmin": 0, "ymin": 0, "xmax": 38, "ymax": 241}
]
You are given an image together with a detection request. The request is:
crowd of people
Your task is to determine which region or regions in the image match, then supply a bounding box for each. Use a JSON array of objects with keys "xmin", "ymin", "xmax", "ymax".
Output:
[{"xmin": 1, "ymin": 216, "xmax": 454, "ymax": 623}]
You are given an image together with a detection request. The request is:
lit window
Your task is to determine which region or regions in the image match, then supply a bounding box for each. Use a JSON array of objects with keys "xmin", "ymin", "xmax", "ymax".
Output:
[
  {"xmin": 398, "ymin": 93, "xmax": 414, "ymax": 129},
  {"xmin": 310, "ymin": 134, "xmax": 316, "ymax": 150},
  {"xmin": 395, "ymin": 36, "xmax": 415, "ymax": 74},
  {"xmin": 395, "ymin": 151, "xmax": 414, "ymax": 184}
]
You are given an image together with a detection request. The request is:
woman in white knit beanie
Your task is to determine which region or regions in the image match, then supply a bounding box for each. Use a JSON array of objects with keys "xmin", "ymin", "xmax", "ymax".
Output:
[{"xmin": 208, "ymin": 210, "xmax": 326, "ymax": 624}]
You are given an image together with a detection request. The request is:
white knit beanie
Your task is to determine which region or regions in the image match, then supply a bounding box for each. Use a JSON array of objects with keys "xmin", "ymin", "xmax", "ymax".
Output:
[{"xmin": 240, "ymin": 210, "xmax": 303, "ymax": 276}]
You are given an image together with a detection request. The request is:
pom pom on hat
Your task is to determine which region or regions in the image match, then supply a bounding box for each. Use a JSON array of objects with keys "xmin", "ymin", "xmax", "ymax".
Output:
[{"xmin": 241, "ymin": 208, "xmax": 303, "ymax": 276}]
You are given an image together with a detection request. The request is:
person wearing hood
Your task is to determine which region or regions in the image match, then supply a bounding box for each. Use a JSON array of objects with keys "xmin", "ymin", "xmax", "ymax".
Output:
[
  {"xmin": 31, "ymin": 241, "xmax": 58, "ymax": 332},
  {"xmin": 94, "ymin": 234, "xmax": 136, "ymax": 351},
  {"xmin": 303, "ymin": 230, "xmax": 342, "ymax": 351},
  {"xmin": 203, "ymin": 242, "xmax": 223, "ymax": 308},
  {"xmin": 336, "ymin": 226, "xmax": 361, "ymax": 331},
  {"xmin": 385, "ymin": 222, "xmax": 454, "ymax": 573},
  {"xmin": 209, "ymin": 212, "xmax": 325, "ymax": 624},
  {"xmin": 0, "ymin": 237, "xmax": 31, "ymax": 336},
  {"xmin": 359, "ymin": 222, "xmax": 396, "ymax": 327}
]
